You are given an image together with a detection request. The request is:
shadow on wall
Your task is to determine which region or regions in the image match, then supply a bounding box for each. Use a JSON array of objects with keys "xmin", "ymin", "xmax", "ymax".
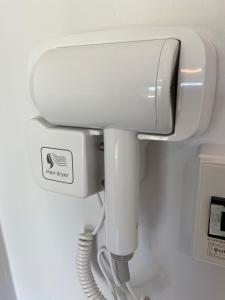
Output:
[
  {"xmin": 130, "ymin": 140, "xmax": 201, "ymax": 296},
  {"xmin": 127, "ymin": 141, "xmax": 172, "ymax": 295},
  {"xmin": 0, "ymin": 223, "xmax": 17, "ymax": 300}
]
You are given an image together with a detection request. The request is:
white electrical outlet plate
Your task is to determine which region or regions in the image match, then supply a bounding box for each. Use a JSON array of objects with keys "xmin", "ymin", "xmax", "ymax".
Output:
[{"xmin": 194, "ymin": 144, "xmax": 225, "ymax": 267}]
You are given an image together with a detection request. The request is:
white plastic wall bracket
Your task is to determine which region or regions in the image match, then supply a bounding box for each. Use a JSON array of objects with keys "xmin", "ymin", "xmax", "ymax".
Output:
[{"xmin": 29, "ymin": 27, "xmax": 217, "ymax": 142}]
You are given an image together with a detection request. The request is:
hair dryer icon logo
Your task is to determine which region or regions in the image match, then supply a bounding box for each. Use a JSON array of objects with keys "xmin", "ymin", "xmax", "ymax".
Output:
[
  {"xmin": 41, "ymin": 147, "xmax": 73, "ymax": 184},
  {"xmin": 46, "ymin": 153, "xmax": 67, "ymax": 169}
]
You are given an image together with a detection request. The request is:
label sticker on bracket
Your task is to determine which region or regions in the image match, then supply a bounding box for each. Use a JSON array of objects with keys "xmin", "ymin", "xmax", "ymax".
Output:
[{"xmin": 41, "ymin": 147, "xmax": 74, "ymax": 184}]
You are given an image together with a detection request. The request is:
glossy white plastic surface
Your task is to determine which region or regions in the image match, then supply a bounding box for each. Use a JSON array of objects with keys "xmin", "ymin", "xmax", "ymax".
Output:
[
  {"xmin": 104, "ymin": 129, "xmax": 139, "ymax": 256},
  {"xmin": 26, "ymin": 118, "xmax": 102, "ymax": 198},
  {"xmin": 29, "ymin": 27, "xmax": 217, "ymax": 140},
  {"xmin": 31, "ymin": 38, "xmax": 179, "ymax": 134}
]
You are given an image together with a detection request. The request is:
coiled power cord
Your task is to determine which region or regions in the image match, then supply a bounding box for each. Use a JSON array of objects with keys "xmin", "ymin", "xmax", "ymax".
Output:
[
  {"xmin": 76, "ymin": 193, "xmax": 150, "ymax": 300},
  {"xmin": 77, "ymin": 232, "xmax": 106, "ymax": 300}
]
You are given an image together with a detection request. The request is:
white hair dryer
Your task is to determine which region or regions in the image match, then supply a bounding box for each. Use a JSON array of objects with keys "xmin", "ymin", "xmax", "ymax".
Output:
[{"xmin": 26, "ymin": 27, "xmax": 216, "ymax": 299}]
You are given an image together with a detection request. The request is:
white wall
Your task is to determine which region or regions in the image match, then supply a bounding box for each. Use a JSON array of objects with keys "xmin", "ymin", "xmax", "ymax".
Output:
[
  {"xmin": 0, "ymin": 1, "xmax": 225, "ymax": 300},
  {"xmin": 0, "ymin": 225, "xmax": 16, "ymax": 300}
]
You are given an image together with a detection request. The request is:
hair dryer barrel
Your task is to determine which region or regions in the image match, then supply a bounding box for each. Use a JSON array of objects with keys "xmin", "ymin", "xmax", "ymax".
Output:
[{"xmin": 104, "ymin": 129, "xmax": 140, "ymax": 257}]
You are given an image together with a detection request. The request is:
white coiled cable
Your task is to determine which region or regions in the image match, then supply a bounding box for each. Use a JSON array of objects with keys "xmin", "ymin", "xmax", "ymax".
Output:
[
  {"xmin": 76, "ymin": 193, "xmax": 150, "ymax": 300},
  {"xmin": 76, "ymin": 232, "xmax": 107, "ymax": 300}
]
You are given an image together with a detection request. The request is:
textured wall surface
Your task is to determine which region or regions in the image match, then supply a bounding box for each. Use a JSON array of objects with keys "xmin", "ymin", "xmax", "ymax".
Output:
[{"xmin": 0, "ymin": 1, "xmax": 225, "ymax": 300}]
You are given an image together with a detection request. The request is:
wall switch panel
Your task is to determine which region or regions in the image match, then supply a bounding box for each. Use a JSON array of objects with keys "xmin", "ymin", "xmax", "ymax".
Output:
[
  {"xmin": 194, "ymin": 144, "xmax": 225, "ymax": 267},
  {"xmin": 208, "ymin": 197, "xmax": 225, "ymax": 240}
]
